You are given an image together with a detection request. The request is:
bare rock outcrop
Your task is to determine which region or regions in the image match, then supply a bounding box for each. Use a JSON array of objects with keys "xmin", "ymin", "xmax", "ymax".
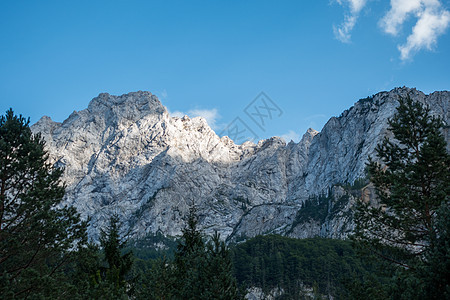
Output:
[{"xmin": 31, "ymin": 87, "xmax": 449, "ymax": 241}]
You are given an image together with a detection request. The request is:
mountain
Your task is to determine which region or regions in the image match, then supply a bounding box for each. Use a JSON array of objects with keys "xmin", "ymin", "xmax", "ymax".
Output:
[{"xmin": 31, "ymin": 88, "xmax": 449, "ymax": 241}]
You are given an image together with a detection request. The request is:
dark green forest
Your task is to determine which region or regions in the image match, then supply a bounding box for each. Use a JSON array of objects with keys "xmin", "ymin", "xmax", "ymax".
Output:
[
  {"xmin": 231, "ymin": 235, "xmax": 385, "ymax": 299},
  {"xmin": 124, "ymin": 233, "xmax": 389, "ymax": 299}
]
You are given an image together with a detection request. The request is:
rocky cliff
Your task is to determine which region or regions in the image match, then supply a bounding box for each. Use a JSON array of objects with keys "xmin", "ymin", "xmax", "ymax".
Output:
[{"xmin": 31, "ymin": 87, "xmax": 449, "ymax": 241}]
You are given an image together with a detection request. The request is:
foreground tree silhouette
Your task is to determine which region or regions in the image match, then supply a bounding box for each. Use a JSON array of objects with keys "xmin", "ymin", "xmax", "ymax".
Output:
[
  {"xmin": 354, "ymin": 96, "xmax": 450, "ymax": 298},
  {"xmin": 92, "ymin": 215, "xmax": 135, "ymax": 299},
  {"xmin": 173, "ymin": 206, "xmax": 241, "ymax": 299},
  {"xmin": 142, "ymin": 206, "xmax": 241, "ymax": 299},
  {"xmin": 173, "ymin": 206, "xmax": 208, "ymax": 299},
  {"xmin": 0, "ymin": 109, "xmax": 88, "ymax": 298}
]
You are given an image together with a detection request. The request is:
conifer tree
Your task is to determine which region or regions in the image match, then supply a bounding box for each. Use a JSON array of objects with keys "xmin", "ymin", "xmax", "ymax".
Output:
[
  {"xmin": 94, "ymin": 214, "xmax": 134, "ymax": 299},
  {"xmin": 354, "ymin": 95, "xmax": 449, "ymax": 297},
  {"xmin": 68, "ymin": 242, "xmax": 103, "ymax": 299},
  {"xmin": 137, "ymin": 256, "xmax": 175, "ymax": 300},
  {"xmin": 173, "ymin": 206, "xmax": 208, "ymax": 299},
  {"xmin": 0, "ymin": 109, "xmax": 88, "ymax": 298},
  {"xmin": 172, "ymin": 206, "xmax": 241, "ymax": 300},
  {"xmin": 204, "ymin": 232, "xmax": 239, "ymax": 300}
]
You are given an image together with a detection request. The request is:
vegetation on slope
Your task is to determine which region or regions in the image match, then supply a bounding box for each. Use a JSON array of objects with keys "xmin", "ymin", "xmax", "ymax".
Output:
[{"xmin": 231, "ymin": 235, "xmax": 387, "ymax": 299}]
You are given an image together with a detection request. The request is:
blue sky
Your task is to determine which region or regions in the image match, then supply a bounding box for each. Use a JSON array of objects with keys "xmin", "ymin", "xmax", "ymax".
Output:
[{"xmin": 1, "ymin": 0, "xmax": 449, "ymax": 143}]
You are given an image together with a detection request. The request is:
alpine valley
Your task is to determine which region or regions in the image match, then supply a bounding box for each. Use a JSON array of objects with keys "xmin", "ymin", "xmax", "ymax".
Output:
[{"xmin": 31, "ymin": 87, "xmax": 449, "ymax": 243}]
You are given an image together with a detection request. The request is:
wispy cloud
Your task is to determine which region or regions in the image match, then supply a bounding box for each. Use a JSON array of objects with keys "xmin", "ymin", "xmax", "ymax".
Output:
[
  {"xmin": 334, "ymin": 0, "xmax": 450, "ymax": 60},
  {"xmin": 380, "ymin": 0, "xmax": 450, "ymax": 60},
  {"xmin": 187, "ymin": 109, "xmax": 220, "ymax": 129},
  {"xmin": 155, "ymin": 89, "xmax": 168, "ymax": 100},
  {"xmin": 170, "ymin": 108, "xmax": 220, "ymax": 130},
  {"xmin": 280, "ymin": 130, "xmax": 301, "ymax": 143},
  {"xmin": 160, "ymin": 89, "xmax": 168, "ymax": 100},
  {"xmin": 334, "ymin": 0, "xmax": 368, "ymax": 43}
]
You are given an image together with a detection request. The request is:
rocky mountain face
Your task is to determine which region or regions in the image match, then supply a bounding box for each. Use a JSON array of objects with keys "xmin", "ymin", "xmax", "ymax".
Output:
[{"xmin": 31, "ymin": 87, "xmax": 449, "ymax": 242}]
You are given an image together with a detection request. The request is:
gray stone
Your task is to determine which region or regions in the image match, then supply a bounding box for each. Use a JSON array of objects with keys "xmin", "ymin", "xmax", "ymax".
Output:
[{"xmin": 31, "ymin": 87, "xmax": 449, "ymax": 242}]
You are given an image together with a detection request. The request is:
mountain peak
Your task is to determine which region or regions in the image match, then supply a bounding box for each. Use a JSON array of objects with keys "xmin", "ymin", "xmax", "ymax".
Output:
[
  {"xmin": 36, "ymin": 115, "xmax": 55, "ymax": 124},
  {"xmin": 32, "ymin": 115, "xmax": 61, "ymax": 135},
  {"xmin": 29, "ymin": 88, "xmax": 449, "ymax": 242},
  {"xmin": 87, "ymin": 91, "xmax": 167, "ymax": 120}
]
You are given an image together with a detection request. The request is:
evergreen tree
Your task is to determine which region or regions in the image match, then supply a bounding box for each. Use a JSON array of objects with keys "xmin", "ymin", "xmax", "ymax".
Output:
[
  {"xmin": 172, "ymin": 206, "xmax": 241, "ymax": 300},
  {"xmin": 172, "ymin": 206, "xmax": 208, "ymax": 299},
  {"xmin": 136, "ymin": 256, "xmax": 175, "ymax": 300},
  {"xmin": 64, "ymin": 242, "xmax": 103, "ymax": 299},
  {"xmin": 94, "ymin": 214, "xmax": 135, "ymax": 299},
  {"xmin": 0, "ymin": 109, "xmax": 88, "ymax": 298},
  {"xmin": 353, "ymin": 95, "xmax": 450, "ymax": 298},
  {"xmin": 204, "ymin": 232, "xmax": 239, "ymax": 299},
  {"xmin": 174, "ymin": 206, "xmax": 205, "ymax": 272}
]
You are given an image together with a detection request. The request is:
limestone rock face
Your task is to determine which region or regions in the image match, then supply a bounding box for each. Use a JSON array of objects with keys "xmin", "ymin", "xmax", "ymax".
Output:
[{"xmin": 31, "ymin": 87, "xmax": 449, "ymax": 241}]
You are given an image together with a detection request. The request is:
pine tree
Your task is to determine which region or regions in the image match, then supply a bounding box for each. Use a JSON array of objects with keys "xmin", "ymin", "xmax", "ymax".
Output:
[
  {"xmin": 137, "ymin": 256, "xmax": 175, "ymax": 300},
  {"xmin": 204, "ymin": 232, "xmax": 239, "ymax": 300},
  {"xmin": 173, "ymin": 206, "xmax": 208, "ymax": 299},
  {"xmin": 0, "ymin": 109, "xmax": 88, "ymax": 298},
  {"xmin": 175, "ymin": 206, "xmax": 205, "ymax": 266},
  {"xmin": 353, "ymin": 95, "xmax": 450, "ymax": 297},
  {"xmin": 67, "ymin": 242, "xmax": 103, "ymax": 299},
  {"xmin": 94, "ymin": 214, "xmax": 135, "ymax": 299},
  {"xmin": 172, "ymin": 206, "xmax": 242, "ymax": 300}
]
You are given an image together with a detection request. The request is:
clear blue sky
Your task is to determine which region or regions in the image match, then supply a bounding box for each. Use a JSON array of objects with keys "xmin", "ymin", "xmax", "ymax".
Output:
[{"xmin": 1, "ymin": 0, "xmax": 449, "ymax": 142}]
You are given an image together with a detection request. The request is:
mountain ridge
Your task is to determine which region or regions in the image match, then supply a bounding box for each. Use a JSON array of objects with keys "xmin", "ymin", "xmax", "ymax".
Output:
[{"xmin": 31, "ymin": 87, "xmax": 449, "ymax": 242}]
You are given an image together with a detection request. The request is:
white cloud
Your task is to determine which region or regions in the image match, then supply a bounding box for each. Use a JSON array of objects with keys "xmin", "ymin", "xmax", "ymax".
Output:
[
  {"xmin": 187, "ymin": 108, "xmax": 220, "ymax": 129},
  {"xmin": 380, "ymin": 0, "xmax": 450, "ymax": 60},
  {"xmin": 280, "ymin": 130, "xmax": 301, "ymax": 143},
  {"xmin": 160, "ymin": 89, "xmax": 168, "ymax": 100},
  {"xmin": 155, "ymin": 89, "xmax": 168, "ymax": 101},
  {"xmin": 379, "ymin": 0, "xmax": 422, "ymax": 35},
  {"xmin": 334, "ymin": 0, "xmax": 368, "ymax": 43},
  {"xmin": 169, "ymin": 108, "xmax": 220, "ymax": 130}
]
